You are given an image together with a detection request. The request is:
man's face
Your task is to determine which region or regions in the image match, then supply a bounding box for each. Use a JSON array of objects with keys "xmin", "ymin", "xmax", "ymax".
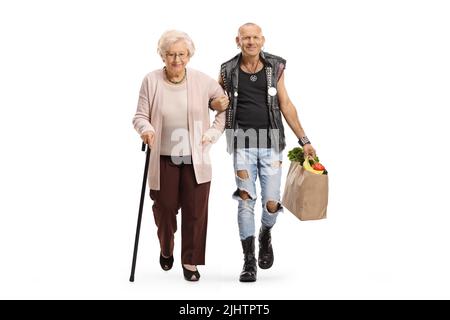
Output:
[{"xmin": 236, "ymin": 25, "xmax": 265, "ymax": 57}]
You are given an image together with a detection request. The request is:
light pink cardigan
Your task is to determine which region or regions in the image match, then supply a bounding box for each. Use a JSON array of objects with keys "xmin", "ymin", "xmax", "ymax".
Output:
[{"xmin": 133, "ymin": 68, "xmax": 226, "ymax": 190}]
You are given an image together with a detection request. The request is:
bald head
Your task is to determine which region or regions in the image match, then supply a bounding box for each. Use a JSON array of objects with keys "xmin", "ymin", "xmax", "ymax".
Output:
[{"xmin": 238, "ymin": 23, "xmax": 263, "ymax": 37}]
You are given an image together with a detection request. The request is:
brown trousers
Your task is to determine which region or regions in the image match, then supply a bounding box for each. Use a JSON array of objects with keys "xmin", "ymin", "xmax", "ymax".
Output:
[{"xmin": 150, "ymin": 156, "xmax": 210, "ymax": 265}]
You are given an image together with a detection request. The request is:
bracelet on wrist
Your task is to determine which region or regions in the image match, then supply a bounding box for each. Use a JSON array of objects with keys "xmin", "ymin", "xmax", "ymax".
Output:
[
  {"xmin": 298, "ymin": 136, "xmax": 311, "ymax": 147},
  {"xmin": 208, "ymin": 98, "xmax": 214, "ymax": 110}
]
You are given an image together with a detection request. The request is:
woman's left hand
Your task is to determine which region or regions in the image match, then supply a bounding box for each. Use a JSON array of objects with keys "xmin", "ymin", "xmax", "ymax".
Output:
[
  {"xmin": 201, "ymin": 134, "xmax": 213, "ymax": 145},
  {"xmin": 210, "ymin": 95, "xmax": 229, "ymax": 111}
]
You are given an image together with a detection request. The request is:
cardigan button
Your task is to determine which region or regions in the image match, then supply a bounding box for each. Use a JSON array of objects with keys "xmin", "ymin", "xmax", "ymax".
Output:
[{"xmin": 234, "ymin": 92, "xmax": 238, "ymax": 97}]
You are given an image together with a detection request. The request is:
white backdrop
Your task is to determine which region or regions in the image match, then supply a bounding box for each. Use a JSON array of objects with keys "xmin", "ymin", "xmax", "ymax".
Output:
[{"xmin": 1, "ymin": 0, "xmax": 450, "ymax": 299}]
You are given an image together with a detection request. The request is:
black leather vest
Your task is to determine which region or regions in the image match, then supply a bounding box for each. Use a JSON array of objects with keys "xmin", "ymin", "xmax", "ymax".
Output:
[{"xmin": 221, "ymin": 51, "xmax": 287, "ymax": 153}]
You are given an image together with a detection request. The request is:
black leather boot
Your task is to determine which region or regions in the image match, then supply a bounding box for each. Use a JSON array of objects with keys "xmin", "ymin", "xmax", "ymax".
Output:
[
  {"xmin": 258, "ymin": 225, "xmax": 274, "ymax": 269},
  {"xmin": 239, "ymin": 236, "xmax": 257, "ymax": 282}
]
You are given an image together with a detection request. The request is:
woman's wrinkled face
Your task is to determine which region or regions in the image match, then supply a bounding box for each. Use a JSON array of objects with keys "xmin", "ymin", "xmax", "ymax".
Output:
[{"xmin": 164, "ymin": 41, "xmax": 190, "ymax": 74}]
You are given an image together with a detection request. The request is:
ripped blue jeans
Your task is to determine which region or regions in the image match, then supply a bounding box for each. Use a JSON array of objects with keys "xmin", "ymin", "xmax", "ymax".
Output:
[{"xmin": 233, "ymin": 148, "xmax": 283, "ymax": 240}]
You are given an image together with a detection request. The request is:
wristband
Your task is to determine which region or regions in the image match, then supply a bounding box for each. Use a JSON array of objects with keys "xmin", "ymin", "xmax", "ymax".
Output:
[
  {"xmin": 208, "ymin": 98, "xmax": 214, "ymax": 110},
  {"xmin": 298, "ymin": 136, "xmax": 311, "ymax": 147}
]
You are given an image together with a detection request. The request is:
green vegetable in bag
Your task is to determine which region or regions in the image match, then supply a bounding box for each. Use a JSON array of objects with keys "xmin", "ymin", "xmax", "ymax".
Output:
[
  {"xmin": 287, "ymin": 147, "xmax": 319, "ymax": 164},
  {"xmin": 287, "ymin": 147, "xmax": 327, "ymax": 175}
]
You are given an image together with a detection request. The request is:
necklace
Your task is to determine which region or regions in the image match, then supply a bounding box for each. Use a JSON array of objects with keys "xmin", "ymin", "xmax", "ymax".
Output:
[
  {"xmin": 164, "ymin": 67, "xmax": 186, "ymax": 84},
  {"xmin": 243, "ymin": 60, "xmax": 260, "ymax": 82}
]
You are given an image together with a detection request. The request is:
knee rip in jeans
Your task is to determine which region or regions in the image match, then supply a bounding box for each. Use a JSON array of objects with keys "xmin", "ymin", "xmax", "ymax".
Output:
[
  {"xmin": 271, "ymin": 160, "xmax": 282, "ymax": 168},
  {"xmin": 238, "ymin": 189, "xmax": 253, "ymax": 200},
  {"xmin": 266, "ymin": 200, "xmax": 281, "ymax": 214},
  {"xmin": 235, "ymin": 170, "xmax": 254, "ymax": 200}
]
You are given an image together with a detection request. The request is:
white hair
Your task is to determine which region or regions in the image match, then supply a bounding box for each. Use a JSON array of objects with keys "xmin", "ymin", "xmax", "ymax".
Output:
[{"xmin": 157, "ymin": 30, "xmax": 195, "ymax": 58}]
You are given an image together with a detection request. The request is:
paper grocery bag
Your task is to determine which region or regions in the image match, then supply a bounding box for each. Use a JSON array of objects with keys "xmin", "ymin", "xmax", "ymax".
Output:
[{"xmin": 282, "ymin": 161, "xmax": 328, "ymax": 221}]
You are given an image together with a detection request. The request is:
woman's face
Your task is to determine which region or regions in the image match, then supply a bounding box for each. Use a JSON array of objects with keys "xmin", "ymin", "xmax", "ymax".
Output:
[{"xmin": 164, "ymin": 41, "xmax": 190, "ymax": 74}]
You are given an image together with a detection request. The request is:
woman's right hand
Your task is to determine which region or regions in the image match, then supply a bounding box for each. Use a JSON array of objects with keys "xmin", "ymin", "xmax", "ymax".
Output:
[{"xmin": 140, "ymin": 131, "xmax": 155, "ymax": 148}]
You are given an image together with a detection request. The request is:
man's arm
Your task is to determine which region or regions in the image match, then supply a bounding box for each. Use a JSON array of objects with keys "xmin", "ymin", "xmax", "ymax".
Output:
[
  {"xmin": 218, "ymin": 74, "xmax": 224, "ymax": 89},
  {"xmin": 209, "ymin": 74, "xmax": 229, "ymax": 112},
  {"xmin": 277, "ymin": 73, "xmax": 316, "ymax": 157}
]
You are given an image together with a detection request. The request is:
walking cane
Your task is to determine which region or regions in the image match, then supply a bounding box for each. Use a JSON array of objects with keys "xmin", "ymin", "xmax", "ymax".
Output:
[{"xmin": 129, "ymin": 142, "xmax": 151, "ymax": 282}]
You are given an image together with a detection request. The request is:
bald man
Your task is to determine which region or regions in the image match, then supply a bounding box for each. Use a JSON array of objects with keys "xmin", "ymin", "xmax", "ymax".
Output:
[{"xmin": 214, "ymin": 23, "xmax": 316, "ymax": 282}]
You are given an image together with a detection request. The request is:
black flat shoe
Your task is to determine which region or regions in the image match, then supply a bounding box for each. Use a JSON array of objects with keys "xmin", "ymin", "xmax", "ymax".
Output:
[
  {"xmin": 159, "ymin": 254, "xmax": 174, "ymax": 271},
  {"xmin": 182, "ymin": 265, "xmax": 200, "ymax": 281}
]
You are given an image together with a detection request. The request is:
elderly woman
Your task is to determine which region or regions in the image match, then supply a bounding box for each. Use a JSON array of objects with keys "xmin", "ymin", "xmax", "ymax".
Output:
[{"xmin": 132, "ymin": 30, "xmax": 228, "ymax": 281}]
